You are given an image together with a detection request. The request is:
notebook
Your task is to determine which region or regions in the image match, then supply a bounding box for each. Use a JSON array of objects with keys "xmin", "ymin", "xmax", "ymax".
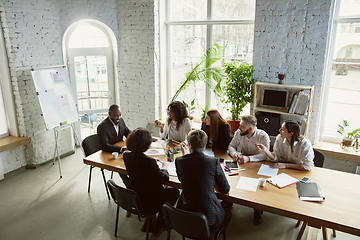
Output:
[
  {"xmin": 296, "ymin": 182, "xmax": 325, "ymax": 202},
  {"xmin": 267, "ymin": 173, "xmax": 299, "ymax": 188}
]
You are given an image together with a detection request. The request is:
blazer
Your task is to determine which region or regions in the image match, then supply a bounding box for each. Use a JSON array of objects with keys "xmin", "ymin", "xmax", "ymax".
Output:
[
  {"xmin": 201, "ymin": 122, "xmax": 231, "ymax": 150},
  {"xmin": 123, "ymin": 151, "xmax": 169, "ymax": 214},
  {"xmin": 97, "ymin": 117, "xmax": 131, "ymax": 152},
  {"xmin": 175, "ymin": 151, "xmax": 230, "ymax": 228}
]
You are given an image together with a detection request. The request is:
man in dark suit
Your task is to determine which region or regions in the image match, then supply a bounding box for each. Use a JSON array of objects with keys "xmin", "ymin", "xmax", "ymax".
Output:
[
  {"xmin": 97, "ymin": 104, "xmax": 131, "ymax": 153},
  {"xmin": 97, "ymin": 104, "xmax": 131, "ymax": 186},
  {"xmin": 176, "ymin": 129, "xmax": 231, "ymax": 229}
]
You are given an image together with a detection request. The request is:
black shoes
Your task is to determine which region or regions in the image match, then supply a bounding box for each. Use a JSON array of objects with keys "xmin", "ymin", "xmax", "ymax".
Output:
[{"xmin": 253, "ymin": 209, "xmax": 263, "ymax": 225}]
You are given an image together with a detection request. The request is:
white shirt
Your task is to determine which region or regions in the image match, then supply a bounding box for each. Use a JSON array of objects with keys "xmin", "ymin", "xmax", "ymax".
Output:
[
  {"xmin": 273, "ymin": 134, "xmax": 314, "ymax": 171},
  {"xmin": 159, "ymin": 118, "xmax": 192, "ymax": 142},
  {"xmin": 228, "ymin": 128, "xmax": 270, "ymax": 162},
  {"xmin": 109, "ymin": 118, "xmax": 119, "ymax": 135}
]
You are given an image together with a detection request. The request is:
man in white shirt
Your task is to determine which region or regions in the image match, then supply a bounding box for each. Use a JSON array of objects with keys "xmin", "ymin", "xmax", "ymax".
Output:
[{"xmin": 228, "ymin": 115, "xmax": 270, "ymax": 225}]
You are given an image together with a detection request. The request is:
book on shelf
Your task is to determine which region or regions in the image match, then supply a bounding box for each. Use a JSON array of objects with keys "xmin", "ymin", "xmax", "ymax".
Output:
[
  {"xmin": 296, "ymin": 182, "xmax": 325, "ymax": 202},
  {"xmin": 288, "ymin": 91, "xmax": 309, "ymax": 115}
]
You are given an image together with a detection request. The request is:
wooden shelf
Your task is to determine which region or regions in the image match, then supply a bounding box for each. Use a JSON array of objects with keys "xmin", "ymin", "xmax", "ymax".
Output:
[
  {"xmin": 0, "ymin": 136, "xmax": 29, "ymax": 153},
  {"xmin": 254, "ymin": 107, "xmax": 308, "ymax": 117}
]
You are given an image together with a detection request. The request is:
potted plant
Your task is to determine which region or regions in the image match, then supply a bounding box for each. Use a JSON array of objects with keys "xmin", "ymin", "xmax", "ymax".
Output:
[
  {"xmin": 200, "ymin": 105, "xmax": 209, "ymax": 122},
  {"xmin": 182, "ymin": 99, "xmax": 196, "ymax": 120},
  {"xmin": 221, "ymin": 61, "xmax": 255, "ymax": 134},
  {"xmin": 337, "ymin": 119, "xmax": 360, "ymax": 149},
  {"xmin": 171, "ymin": 43, "xmax": 225, "ymax": 102}
]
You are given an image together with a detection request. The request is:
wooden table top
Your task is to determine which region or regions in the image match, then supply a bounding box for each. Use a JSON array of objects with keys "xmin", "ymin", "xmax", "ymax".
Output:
[{"xmin": 83, "ymin": 141, "xmax": 360, "ymax": 237}]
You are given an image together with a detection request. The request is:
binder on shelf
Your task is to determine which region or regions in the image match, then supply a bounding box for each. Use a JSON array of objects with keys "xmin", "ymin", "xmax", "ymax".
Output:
[
  {"xmin": 296, "ymin": 182, "xmax": 325, "ymax": 202},
  {"xmin": 267, "ymin": 173, "xmax": 299, "ymax": 188}
]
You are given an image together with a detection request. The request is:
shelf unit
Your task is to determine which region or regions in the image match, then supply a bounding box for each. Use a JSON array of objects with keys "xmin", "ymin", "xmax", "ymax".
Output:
[{"xmin": 252, "ymin": 82, "xmax": 314, "ymax": 137}]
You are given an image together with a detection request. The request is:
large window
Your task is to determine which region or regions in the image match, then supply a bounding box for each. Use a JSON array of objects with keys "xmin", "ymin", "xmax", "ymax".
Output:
[
  {"xmin": 162, "ymin": 0, "xmax": 255, "ymax": 120},
  {"xmin": 321, "ymin": 0, "xmax": 360, "ymax": 143}
]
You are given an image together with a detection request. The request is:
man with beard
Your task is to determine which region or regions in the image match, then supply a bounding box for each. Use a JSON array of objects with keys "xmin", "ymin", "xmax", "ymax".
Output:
[{"xmin": 228, "ymin": 115, "xmax": 270, "ymax": 225}]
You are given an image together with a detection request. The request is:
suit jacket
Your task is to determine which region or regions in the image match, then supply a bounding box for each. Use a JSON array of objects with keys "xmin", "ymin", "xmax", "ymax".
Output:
[
  {"xmin": 97, "ymin": 117, "xmax": 131, "ymax": 152},
  {"xmin": 175, "ymin": 151, "xmax": 230, "ymax": 228},
  {"xmin": 201, "ymin": 122, "xmax": 231, "ymax": 150},
  {"xmin": 123, "ymin": 151, "xmax": 169, "ymax": 214}
]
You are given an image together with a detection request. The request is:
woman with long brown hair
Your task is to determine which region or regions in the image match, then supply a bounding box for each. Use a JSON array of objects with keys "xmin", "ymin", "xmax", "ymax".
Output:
[
  {"xmin": 201, "ymin": 109, "xmax": 231, "ymax": 150},
  {"xmin": 256, "ymin": 120, "xmax": 314, "ymax": 171}
]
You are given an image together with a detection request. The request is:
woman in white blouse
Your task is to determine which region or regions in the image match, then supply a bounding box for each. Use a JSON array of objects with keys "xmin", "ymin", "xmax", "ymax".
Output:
[
  {"xmin": 256, "ymin": 120, "xmax": 314, "ymax": 171},
  {"xmin": 155, "ymin": 101, "xmax": 191, "ymax": 142}
]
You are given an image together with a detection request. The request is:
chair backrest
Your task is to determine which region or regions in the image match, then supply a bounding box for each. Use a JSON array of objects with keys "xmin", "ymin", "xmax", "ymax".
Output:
[
  {"xmin": 313, "ymin": 149, "xmax": 325, "ymax": 168},
  {"xmin": 107, "ymin": 179, "xmax": 146, "ymax": 216},
  {"xmin": 162, "ymin": 202, "xmax": 211, "ymax": 239},
  {"xmin": 82, "ymin": 134, "xmax": 101, "ymax": 157}
]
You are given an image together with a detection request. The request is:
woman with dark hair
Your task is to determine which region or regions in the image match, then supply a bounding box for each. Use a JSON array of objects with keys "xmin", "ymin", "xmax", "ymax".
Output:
[
  {"xmin": 123, "ymin": 127, "xmax": 179, "ymax": 230},
  {"xmin": 256, "ymin": 120, "xmax": 314, "ymax": 171},
  {"xmin": 155, "ymin": 101, "xmax": 191, "ymax": 142},
  {"xmin": 201, "ymin": 109, "xmax": 231, "ymax": 150}
]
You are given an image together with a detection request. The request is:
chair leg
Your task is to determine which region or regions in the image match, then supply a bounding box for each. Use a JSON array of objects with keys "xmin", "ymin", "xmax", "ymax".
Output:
[
  {"xmin": 145, "ymin": 214, "xmax": 152, "ymax": 240},
  {"xmin": 332, "ymin": 229, "xmax": 336, "ymax": 237},
  {"xmin": 88, "ymin": 166, "xmax": 94, "ymax": 192},
  {"xmin": 322, "ymin": 227, "xmax": 328, "ymax": 240},
  {"xmin": 182, "ymin": 236, "xmax": 185, "ymax": 240},
  {"xmin": 222, "ymin": 229, "xmax": 226, "ymax": 240},
  {"xmin": 296, "ymin": 222, "xmax": 307, "ymax": 240},
  {"xmin": 111, "ymin": 171, "xmax": 114, "ymax": 179},
  {"xmin": 114, "ymin": 205, "xmax": 120, "ymax": 237},
  {"xmin": 296, "ymin": 220, "xmax": 301, "ymax": 228},
  {"xmin": 101, "ymin": 169, "xmax": 111, "ymax": 200}
]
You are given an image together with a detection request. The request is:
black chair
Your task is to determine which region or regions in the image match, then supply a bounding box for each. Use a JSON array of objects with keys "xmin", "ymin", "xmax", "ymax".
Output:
[
  {"xmin": 295, "ymin": 149, "xmax": 336, "ymax": 240},
  {"xmin": 82, "ymin": 134, "xmax": 110, "ymax": 200},
  {"xmin": 107, "ymin": 179, "xmax": 153, "ymax": 239},
  {"xmin": 162, "ymin": 202, "xmax": 229, "ymax": 240}
]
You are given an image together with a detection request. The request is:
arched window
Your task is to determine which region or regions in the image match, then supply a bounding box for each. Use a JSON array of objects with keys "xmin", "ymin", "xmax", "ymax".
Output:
[{"xmin": 63, "ymin": 20, "xmax": 117, "ymax": 139}]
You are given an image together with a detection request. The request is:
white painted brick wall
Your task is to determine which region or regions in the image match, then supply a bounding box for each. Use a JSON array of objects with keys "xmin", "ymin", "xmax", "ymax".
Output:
[
  {"xmin": 253, "ymin": 0, "xmax": 332, "ymax": 143},
  {"xmin": 117, "ymin": 0, "xmax": 156, "ymax": 131}
]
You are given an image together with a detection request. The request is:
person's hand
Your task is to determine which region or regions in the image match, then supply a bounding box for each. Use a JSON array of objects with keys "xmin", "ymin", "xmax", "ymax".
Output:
[
  {"xmin": 179, "ymin": 142, "xmax": 188, "ymax": 155},
  {"xmin": 161, "ymin": 161, "xmax": 168, "ymax": 169},
  {"xmin": 155, "ymin": 120, "xmax": 164, "ymax": 131},
  {"xmin": 232, "ymin": 154, "xmax": 240, "ymax": 162},
  {"xmin": 271, "ymin": 163, "xmax": 286, "ymax": 169},
  {"xmin": 239, "ymin": 156, "xmax": 250, "ymax": 164},
  {"xmin": 256, "ymin": 144, "xmax": 266, "ymax": 152}
]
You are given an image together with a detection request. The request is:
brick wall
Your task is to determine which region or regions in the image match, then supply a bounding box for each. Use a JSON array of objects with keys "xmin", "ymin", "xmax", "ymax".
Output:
[
  {"xmin": 253, "ymin": 0, "xmax": 333, "ymax": 143},
  {"xmin": 116, "ymin": 0, "xmax": 156, "ymax": 131}
]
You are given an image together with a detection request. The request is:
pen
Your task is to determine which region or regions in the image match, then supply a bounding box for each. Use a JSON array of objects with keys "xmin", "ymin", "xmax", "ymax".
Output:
[
  {"xmin": 229, "ymin": 173, "xmax": 239, "ymax": 176},
  {"xmin": 224, "ymin": 166, "xmax": 231, "ymax": 172},
  {"xmin": 248, "ymin": 140, "xmax": 256, "ymax": 145}
]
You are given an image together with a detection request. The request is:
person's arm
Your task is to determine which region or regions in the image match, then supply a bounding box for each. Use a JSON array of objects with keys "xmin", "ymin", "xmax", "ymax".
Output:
[
  {"xmin": 295, "ymin": 138, "xmax": 314, "ymax": 171},
  {"xmin": 97, "ymin": 123, "xmax": 122, "ymax": 153},
  {"xmin": 228, "ymin": 130, "xmax": 240, "ymax": 160},
  {"xmin": 212, "ymin": 124, "xmax": 231, "ymax": 150},
  {"xmin": 214, "ymin": 159, "xmax": 230, "ymax": 194},
  {"xmin": 248, "ymin": 132, "xmax": 270, "ymax": 162},
  {"xmin": 149, "ymin": 157, "xmax": 169, "ymax": 184},
  {"xmin": 158, "ymin": 120, "xmax": 168, "ymax": 139},
  {"xmin": 256, "ymin": 143, "xmax": 275, "ymax": 160},
  {"xmin": 182, "ymin": 118, "xmax": 192, "ymax": 142}
]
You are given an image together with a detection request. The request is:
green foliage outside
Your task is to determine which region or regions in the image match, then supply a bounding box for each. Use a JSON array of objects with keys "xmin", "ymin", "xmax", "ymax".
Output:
[{"xmin": 221, "ymin": 61, "xmax": 255, "ymax": 120}]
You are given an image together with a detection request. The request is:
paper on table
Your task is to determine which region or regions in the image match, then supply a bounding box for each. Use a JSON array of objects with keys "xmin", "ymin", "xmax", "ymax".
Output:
[
  {"xmin": 151, "ymin": 140, "xmax": 168, "ymax": 149},
  {"xmin": 236, "ymin": 176, "xmax": 259, "ymax": 192},
  {"xmin": 267, "ymin": 173, "xmax": 299, "ymax": 188},
  {"xmin": 144, "ymin": 149, "xmax": 166, "ymax": 156},
  {"xmin": 166, "ymin": 161, "xmax": 177, "ymax": 176},
  {"xmin": 204, "ymin": 149, "xmax": 215, "ymax": 157},
  {"xmin": 257, "ymin": 164, "xmax": 279, "ymax": 177}
]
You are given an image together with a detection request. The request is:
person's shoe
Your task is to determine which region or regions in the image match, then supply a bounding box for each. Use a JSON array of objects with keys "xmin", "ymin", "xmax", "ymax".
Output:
[{"xmin": 253, "ymin": 209, "xmax": 262, "ymax": 225}]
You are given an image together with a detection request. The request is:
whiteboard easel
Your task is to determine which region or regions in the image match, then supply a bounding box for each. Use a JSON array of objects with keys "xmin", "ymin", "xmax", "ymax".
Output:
[{"xmin": 31, "ymin": 66, "xmax": 80, "ymax": 178}]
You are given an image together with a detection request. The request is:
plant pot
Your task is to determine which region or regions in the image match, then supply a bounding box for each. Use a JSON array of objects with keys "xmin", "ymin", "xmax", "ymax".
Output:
[
  {"xmin": 227, "ymin": 120, "xmax": 240, "ymax": 136},
  {"xmin": 340, "ymin": 138, "xmax": 353, "ymax": 149}
]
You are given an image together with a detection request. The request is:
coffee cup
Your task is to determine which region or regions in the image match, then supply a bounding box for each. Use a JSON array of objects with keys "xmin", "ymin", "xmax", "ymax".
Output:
[
  {"xmin": 259, "ymin": 178, "xmax": 267, "ymax": 187},
  {"xmin": 112, "ymin": 152, "xmax": 118, "ymax": 159}
]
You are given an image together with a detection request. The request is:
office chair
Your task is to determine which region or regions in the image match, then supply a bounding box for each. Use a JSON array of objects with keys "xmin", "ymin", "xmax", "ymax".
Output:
[
  {"xmin": 82, "ymin": 134, "xmax": 110, "ymax": 200},
  {"xmin": 162, "ymin": 202, "xmax": 229, "ymax": 240},
  {"xmin": 295, "ymin": 149, "xmax": 336, "ymax": 240},
  {"xmin": 107, "ymin": 179, "xmax": 153, "ymax": 239}
]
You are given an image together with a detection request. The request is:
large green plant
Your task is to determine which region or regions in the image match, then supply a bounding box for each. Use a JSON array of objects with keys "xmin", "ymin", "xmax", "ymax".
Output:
[
  {"xmin": 171, "ymin": 43, "xmax": 225, "ymax": 101},
  {"xmin": 222, "ymin": 61, "xmax": 254, "ymax": 120}
]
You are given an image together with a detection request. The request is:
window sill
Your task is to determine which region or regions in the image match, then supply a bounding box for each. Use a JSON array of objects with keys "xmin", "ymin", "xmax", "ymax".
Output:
[
  {"xmin": 0, "ymin": 136, "xmax": 29, "ymax": 153},
  {"xmin": 313, "ymin": 141, "xmax": 360, "ymax": 163}
]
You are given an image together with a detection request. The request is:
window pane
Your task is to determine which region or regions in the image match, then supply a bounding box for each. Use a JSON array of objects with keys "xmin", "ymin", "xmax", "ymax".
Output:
[
  {"xmin": 338, "ymin": 0, "xmax": 360, "ymax": 17},
  {"xmin": 69, "ymin": 24, "xmax": 109, "ymax": 48},
  {"xmin": 212, "ymin": 0, "xmax": 255, "ymax": 20},
  {"xmin": 74, "ymin": 56, "xmax": 109, "ymax": 111},
  {"xmin": 168, "ymin": 0, "xmax": 207, "ymax": 21}
]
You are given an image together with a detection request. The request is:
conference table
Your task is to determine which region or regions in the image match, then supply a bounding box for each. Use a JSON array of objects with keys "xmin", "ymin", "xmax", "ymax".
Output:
[{"xmin": 83, "ymin": 140, "xmax": 360, "ymax": 238}]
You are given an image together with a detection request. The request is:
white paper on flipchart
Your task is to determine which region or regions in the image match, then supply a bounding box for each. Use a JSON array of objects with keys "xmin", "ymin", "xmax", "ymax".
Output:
[
  {"xmin": 257, "ymin": 164, "xmax": 279, "ymax": 177},
  {"xmin": 236, "ymin": 176, "xmax": 259, "ymax": 192}
]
